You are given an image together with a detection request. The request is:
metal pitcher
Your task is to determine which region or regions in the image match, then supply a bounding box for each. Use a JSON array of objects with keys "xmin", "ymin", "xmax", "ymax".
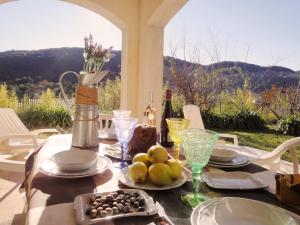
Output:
[{"xmin": 59, "ymin": 71, "xmax": 107, "ymax": 149}]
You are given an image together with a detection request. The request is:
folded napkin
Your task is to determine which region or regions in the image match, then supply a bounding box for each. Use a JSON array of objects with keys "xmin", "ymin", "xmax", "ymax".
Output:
[{"xmin": 275, "ymin": 173, "xmax": 300, "ymax": 205}]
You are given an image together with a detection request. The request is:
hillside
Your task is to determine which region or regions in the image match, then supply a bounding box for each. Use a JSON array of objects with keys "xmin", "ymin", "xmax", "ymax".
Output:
[{"xmin": 0, "ymin": 47, "xmax": 298, "ymax": 94}]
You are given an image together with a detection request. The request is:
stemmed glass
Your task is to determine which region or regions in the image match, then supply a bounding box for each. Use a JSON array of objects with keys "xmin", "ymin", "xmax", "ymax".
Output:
[
  {"xmin": 112, "ymin": 117, "xmax": 138, "ymax": 168},
  {"xmin": 166, "ymin": 118, "xmax": 190, "ymax": 161},
  {"xmin": 179, "ymin": 128, "xmax": 219, "ymax": 207}
]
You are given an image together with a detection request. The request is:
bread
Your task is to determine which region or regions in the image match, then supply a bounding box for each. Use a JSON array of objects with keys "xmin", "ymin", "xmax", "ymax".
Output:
[{"xmin": 128, "ymin": 124, "xmax": 157, "ymax": 155}]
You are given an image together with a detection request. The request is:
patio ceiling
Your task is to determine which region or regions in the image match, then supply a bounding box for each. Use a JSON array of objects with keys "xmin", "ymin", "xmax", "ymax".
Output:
[{"xmin": 0, "ymin": 0, "xmax": 188, "ymax": 128}]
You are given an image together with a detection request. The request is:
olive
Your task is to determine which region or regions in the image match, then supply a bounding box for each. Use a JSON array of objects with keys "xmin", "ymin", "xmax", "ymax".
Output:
[
  {"xmin": 97, "ymin": 207, "xmax": 103, "ymax": 214},
  {"xmin": 139, "ymin": 198, "xmax": 145, "ymax": 206},
  {"xmin": 92, "ymin": 202, "xmax": 98, "ymax": 207},
  {"xmin": 106, "ymin": 195, "xmax": 114, "ymax": 202},
  {"xmin": 112, "ymin": 207, "xmax": 119, "ymax": 214},
  {"xmin": 95, "ymin": 203, "xmax": 102, "ymax": 209},
  {"xmin": 85, "ymin": 206, "xmax": 94, "ymax": 215},
  {"xmin": 100, "ymin": 210, "xmax": 108, "ymax": 217},
  {"xmin": 112, "ymin": 192, "xmax": 118, "ymax": 198},
  {"xmin": 117, "ymin": 203, "xmax": 124, "ymax": 211},
  {"xmin": 118, "ymin": 194, "xmax": 125, "ymax": 200},
  {"xmin": 130, "ymin": 197, "xmax": 136, "ymax": 203},
  {"xmin": 90, "ymin": 209, "xmax": 98, "ymax": 218},
  {"xmin": 112, "ymin": 202, "xmax": 118, "ymax": 207},
  {"xmin": 124, "ymin": 202, "xmax": 130, "ymax": 207},
  {"xmin": 121, "ymin": 200, "xmax": 125, "ymax": 204},
  {"xmin": 133, "ymin": 192, "xmax": 140, "ymax": 198},
  {"xmin": 115, "ymin": 197, "xmax": 122, "ymax": 203},
  {"xmin": 138, "ymin": 207, "xmax": 145, "ymax": 212},
  {"xmin": 100, "ymin": 197, "xmax": 106, "ymax": 203},
  {"xmin": 123, "ymin": 206, "xmax": 130, "ymax": 213},
  {"xmin": 105, "ymin": 207, "xmax": 113, "ymax": 215},
  {"xmin": 117, "ymin": 190, "xmax": 125, "ymax": 195},
  {"xmin": 102, "ymin": 204, "xmax": 110, "ymax": 209},
  {"xmin": 89, "ymin": 197, "xmax": 95, "ymax": 204},
  {"xmin": 133, "ymin": 201, "xmax": 139, "ymax": 208}
]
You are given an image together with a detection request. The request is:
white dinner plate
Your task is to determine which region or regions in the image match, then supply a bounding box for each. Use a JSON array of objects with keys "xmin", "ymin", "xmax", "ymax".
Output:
[
  {"xmin": 38, "ymin": 155, "xmax": 112, "ymax": 178},
  {"xmin": 118, "ymin": 167, "xmax": 188, "ymax": 190},
  {"xmin": 202, "ymin": 171, "xmax": 268, "ymax": 190},
  {"xmin": 191, "ymin": 197, "xmax": 298, "ymax": 225},
  {"xmin": 74, "ymin": 189, "xmax": 158, "ymax": 225},
  {"xmin": 208, "ymin": 154, "xmax": 250, "ymax": 168}
]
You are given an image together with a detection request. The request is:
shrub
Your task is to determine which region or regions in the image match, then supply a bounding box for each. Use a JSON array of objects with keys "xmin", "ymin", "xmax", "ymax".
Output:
[
  {"xmin": 202, "ymin": 109, "xmax": 266, "ymax": 130},
  {"xmin": 278, "ymin": 118, "xmax": 300, "ymax": 136},
  {"xmin": 18, "ymin": 107, "xmax": 72, "ymax": 129}
]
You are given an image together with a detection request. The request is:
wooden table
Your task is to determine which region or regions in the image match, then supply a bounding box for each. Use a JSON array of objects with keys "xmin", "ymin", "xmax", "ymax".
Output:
[{"xmin": 24, "ymin": 134, "xmax": 300, "ymax": 225}]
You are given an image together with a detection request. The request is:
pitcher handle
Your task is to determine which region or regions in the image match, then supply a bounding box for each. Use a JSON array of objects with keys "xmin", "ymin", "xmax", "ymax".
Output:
[{"xmin": 59, "ymin": 71, "xmax": 79, "ymax": 114}]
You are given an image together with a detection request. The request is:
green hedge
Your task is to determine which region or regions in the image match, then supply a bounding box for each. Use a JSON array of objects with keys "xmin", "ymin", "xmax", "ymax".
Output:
[
  {"xmin": 18, "ymin": 107, "xmax": 72, "ymax": 129},
  {"xmin": 278, "ymin": 118, "xmax": 300, "ymax": 136},
  {"xmin": 202, "ymin": 110, "xmax": 266, "ymax": 130}
]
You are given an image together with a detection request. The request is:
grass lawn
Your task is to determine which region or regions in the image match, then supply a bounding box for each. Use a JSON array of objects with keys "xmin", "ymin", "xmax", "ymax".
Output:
[{"xmin": 212, "ymin": 129, "xmax": 299, "ymax": 162}]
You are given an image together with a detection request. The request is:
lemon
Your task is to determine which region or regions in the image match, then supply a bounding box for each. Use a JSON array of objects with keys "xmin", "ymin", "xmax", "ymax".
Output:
[
  {"xmin": 147, "ymin": 145, "xmax": 168, "ymax": 163},
  {"xmin": 166, "ymin": 159, "xmax": 182, "ymax": 179},
  {"xmin": 132, "ymin": 153, "xmax": 151, "ymax": 167},
  {"xmin": 129, "ymin": 162, "xmax": 148, "ymax": 183},
  {"xmin": 149, "ymin": 163, "xmax": 173, "ymax": 186}
]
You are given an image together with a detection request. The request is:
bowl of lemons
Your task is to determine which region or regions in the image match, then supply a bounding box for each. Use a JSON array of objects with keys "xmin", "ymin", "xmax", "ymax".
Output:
[{"xmin": 118, "ymin": 145, "xmax": 188, "ymax": 190}]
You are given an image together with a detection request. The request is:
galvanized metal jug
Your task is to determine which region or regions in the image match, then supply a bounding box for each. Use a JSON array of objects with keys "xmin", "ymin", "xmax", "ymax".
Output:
[{"xmin": 59, "ymin": 71, "xmax": 107, "ymax": 148}]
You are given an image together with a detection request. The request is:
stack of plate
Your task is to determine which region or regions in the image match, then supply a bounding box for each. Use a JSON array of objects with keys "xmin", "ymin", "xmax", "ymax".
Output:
[
  {"xmin": 191, "ymin": 197, "xmax": 298, "ymax": 225},
  {"xmin": 209, "ymin": 147, "xmax": 249, "ymax": 168},
  {"xmin": 38, "ymin": 148, "xmax": 112, "ymax": 178}
]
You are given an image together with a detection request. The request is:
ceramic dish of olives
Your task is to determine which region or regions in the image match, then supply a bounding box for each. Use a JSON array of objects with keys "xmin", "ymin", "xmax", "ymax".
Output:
[{"xmin": 74, "ymin": 189, "xmax": 158, "ymax": 224}]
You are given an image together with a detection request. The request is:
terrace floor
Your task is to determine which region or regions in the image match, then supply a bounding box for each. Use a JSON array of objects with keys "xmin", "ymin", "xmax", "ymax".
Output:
[{"xmin": 0, "ymin": 170, "xmax": 25, "ymax": 225}]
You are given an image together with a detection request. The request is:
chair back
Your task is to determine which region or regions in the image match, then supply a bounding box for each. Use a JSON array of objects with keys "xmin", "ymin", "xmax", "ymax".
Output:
[
  {"xmin": 0, "ymin": 108, "xmax": 29, "ymax": 138},
  {"xmin": 99, "ymin": 114, "xmax": 114, "ymax": 132},
  {"xmin": 183, "ymin": 105, "xmax": 205, "ymax": 129},
  {"xmin": 264, "ymin": 137, "xmax": 300, "ymax": 174}
]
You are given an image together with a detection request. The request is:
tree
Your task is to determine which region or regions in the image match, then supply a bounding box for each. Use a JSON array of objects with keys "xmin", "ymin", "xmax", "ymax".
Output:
[{"xmin": 0, "ymin": 83, "xmax": 9, "ymax": 107}]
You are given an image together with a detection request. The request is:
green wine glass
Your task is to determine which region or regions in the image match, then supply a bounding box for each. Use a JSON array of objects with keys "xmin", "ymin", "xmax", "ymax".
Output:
[{"xmin": 179, "ymin": 128, "xmax": 219, "ymax": 207}]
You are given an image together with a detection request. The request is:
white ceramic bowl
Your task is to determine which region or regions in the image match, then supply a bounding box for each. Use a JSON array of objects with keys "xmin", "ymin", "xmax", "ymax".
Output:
[
  {"xmin": 52, "ymin": 149, "xmax": 97, "ymax": 172},
  {"xmin": 210, "ymin": 148, "xmax": 236, "ymax": 162}
]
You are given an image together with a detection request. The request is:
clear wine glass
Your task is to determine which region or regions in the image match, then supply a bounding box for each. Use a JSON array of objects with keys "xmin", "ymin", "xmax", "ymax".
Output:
[
  {"xmin": 179, "ymin": 128, "xmax": 219, "ymax": 207},
  {"xmin": 166, "ymin": 118, "xmax": 190, "ymax": 160},
  {"xmin": 112, "ymin": 117, "xmax": 138, "ymax": 168}
]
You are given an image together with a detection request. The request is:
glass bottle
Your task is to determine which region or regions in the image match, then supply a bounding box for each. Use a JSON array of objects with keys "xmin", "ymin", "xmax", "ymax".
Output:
[{"xmin": 160, "ymin": 89, "xmax": 174, "ymax": 147}]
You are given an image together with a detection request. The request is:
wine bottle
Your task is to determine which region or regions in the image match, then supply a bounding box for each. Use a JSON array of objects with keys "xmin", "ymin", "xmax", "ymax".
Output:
[{"xmin": 160, "ymin": 89, "xmax": 174, "ymax": 147}]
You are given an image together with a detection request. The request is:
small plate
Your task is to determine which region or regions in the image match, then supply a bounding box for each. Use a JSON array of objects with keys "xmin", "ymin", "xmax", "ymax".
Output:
[
  {"xmin": 105, "ymin": 145, "xmax": 133, "ymax": 161},
  {"xmin": 208, "ymin": 155, "xmax": 249, "ymax": 168},
  {"xmin": 118, "ymin": 167, "xmax": 188, "ymax": 190},
  {"xmin": 202, "ymin": 171, "xmax": 268, "ymax": 190},
  {"xmin": 38, "ymin": 155, "xmax": 112, "ymax": 178},
  {"xmin": 210, "ymin": 148, "xmax": 236, "ymax": 162},
  {"xmin": 191, "ymin": 197, "xmax": 298, "ymax": 225},
  {"xmin": 74, "ymin": 189, "xmax": 158, "ymax": 225}
]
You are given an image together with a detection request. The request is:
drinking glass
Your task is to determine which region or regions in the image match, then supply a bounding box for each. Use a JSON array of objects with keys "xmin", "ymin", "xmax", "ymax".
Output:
[
  {"xmin": 179, "ymin": 129, "xmax": 219, "ymax": 207},
  {"xmin": 112, "ymin": 117, "xmax": 138, "ymax": 168},
  {"xmin": 112, "ymin": 110, "xmax": 131, "ymax": 119},
  {"xmin": 166, "ymin": 118, "xmax": 190, "ymax": 160}
]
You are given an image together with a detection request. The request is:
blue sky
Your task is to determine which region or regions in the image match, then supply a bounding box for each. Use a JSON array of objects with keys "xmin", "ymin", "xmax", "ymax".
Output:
[{"xmin": 0, "ymin": 0, "xmax": 299, "ymax": 70}]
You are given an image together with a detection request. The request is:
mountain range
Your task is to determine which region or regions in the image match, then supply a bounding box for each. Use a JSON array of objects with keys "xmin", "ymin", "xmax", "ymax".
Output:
[{"xmin": 0, "ymin": 47, "xmax": 298, "ymax": 93}]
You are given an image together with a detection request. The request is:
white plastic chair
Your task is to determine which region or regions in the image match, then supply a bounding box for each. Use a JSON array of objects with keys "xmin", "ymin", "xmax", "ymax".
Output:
[
  {"xmin": 98, "ymin": 113, "xmax": 115, "ymax": 139},
  {"xmin": 249, "ymin": 137, "xmax": 300, "ymax": 174},
  {"xmin": 0, "ymin": 108, "xmax": 59, "ymax": 151},
  {"xmin": 183, "ymin": 105, "xmax": 239, "ymax": 145}
]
